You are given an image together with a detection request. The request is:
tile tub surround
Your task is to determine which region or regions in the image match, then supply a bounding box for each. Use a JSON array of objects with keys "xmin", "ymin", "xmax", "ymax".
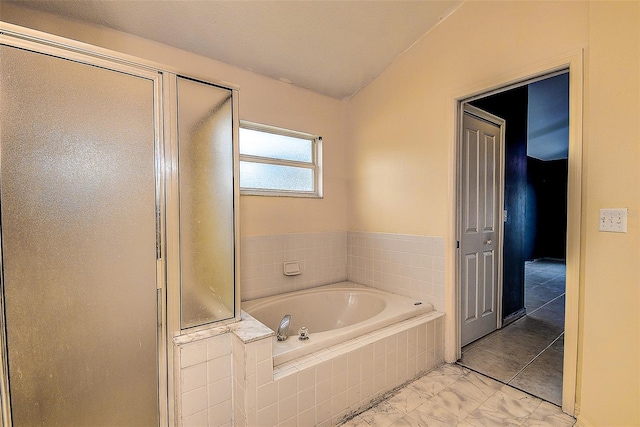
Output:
[
  {"xmin": 240, "ymin": 232, "xmax": 348, "ymax": 301},
  {"xmin": 175, "ymin": 312, "xmax": 444, "ymax": 427},
  {"xmin": 240, "ymin": 231, "xmax": 446, "ymax": 313},
  {"xmin": 175, "ymin": 330, "xmax": 234, "ymax": 427},
  {"xmin": 175, "ymin": 313, "xmax": 274, "ymax": 427},
  {"xmin": 233, "ymin": 312, "xmax": 445, "ymax": 427},
  {"xmin": 347, "ymin": 232, "xmax": 445, "ymax": 312},
  {"xmin": 182, "ymin": 230, "xmax": 447, "ymax": 426}
]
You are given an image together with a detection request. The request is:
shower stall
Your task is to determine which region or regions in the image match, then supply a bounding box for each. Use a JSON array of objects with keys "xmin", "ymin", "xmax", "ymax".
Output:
[{"xmin": 0, "ymin": 24, "xmax": 239, "ymax": 425}]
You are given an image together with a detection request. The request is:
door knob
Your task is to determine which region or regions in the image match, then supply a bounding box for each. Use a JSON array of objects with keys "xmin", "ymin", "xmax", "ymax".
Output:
[{"xmin": 485, "ymin": 239, "xmax": 492, "ymax": 245}]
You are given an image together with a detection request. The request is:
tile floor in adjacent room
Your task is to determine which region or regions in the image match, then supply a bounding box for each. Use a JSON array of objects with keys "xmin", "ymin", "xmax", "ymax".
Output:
[
  {"xmin": 340, "ymin": 364, "xmax": 575, "ymax": 426},
  {"xmin": 459, "ymin": 259, "xmax": 566, "ymax": 405}
]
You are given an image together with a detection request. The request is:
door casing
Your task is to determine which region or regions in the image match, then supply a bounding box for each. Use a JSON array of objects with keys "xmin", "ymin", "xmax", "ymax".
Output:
[{"xmin": 447, "ymin": 51, "xmax": 584, "ymax": 416}]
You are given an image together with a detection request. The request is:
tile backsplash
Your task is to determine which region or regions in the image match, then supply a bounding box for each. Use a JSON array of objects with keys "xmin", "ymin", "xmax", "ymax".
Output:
[
  {"xmin": 347, "ymin": 231, "xmax": 445, "ymax": 312},
  {"xmin": 240, "ymin": 232, "xmax": 347, "ymax": 301},
  {"xmin": 240, "ymin": 231, "xmax": 445, "ymax": 312}
]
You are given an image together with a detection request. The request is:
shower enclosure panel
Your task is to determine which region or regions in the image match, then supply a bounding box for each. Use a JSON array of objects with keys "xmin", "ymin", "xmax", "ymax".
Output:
[
  {"xmin": 0, "ymin": 43, "xmax": 163, "ymax": 425},
  {"xmin": 176, "ymin": 76, "xmax": 236, "ymax": 330}
]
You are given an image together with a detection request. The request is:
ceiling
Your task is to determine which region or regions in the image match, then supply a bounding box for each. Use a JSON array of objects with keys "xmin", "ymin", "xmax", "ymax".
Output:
[
  {"xmin": 6, "ymin": 0, "xmax": 463, "ymax": 99},
  {"xmin": 527, "ymin": 73, "xmax": 569, "ymax": 161}
]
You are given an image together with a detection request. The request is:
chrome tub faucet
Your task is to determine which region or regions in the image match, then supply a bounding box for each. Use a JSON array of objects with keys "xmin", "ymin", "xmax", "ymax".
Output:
[{"xmin": 277, "ymin": 314, "xmax": 291, "ymax": 341}]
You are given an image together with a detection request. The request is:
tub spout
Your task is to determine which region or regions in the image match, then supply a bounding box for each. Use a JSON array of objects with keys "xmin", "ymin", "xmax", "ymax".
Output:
[{"xmin": 276, "ymin": 314, "xmax": 291, "ymax": 341}]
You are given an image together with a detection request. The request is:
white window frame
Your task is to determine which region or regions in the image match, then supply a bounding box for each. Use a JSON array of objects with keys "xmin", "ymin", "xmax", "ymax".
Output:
[{"xmin": 239, "ymin": 121, "xmax": 323, "ymax": 198}]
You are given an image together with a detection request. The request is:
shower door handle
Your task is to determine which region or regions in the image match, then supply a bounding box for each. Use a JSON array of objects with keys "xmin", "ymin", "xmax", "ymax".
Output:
[{"xmin": 157, "ymin": 288, "xmax": 163, "ymax": 329}]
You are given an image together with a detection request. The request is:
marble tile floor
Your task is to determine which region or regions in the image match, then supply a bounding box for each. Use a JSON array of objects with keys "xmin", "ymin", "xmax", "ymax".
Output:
[
  {"xmin": 340, "ymin": 363, "xmax": 575, "ymax": 426},
  {"xmin": 458, "ymin": 259, "xmax": 566, "ymax": 406}
]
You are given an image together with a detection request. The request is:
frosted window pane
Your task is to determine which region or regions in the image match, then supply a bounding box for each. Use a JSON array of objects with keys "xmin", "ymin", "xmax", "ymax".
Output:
[
  {"xmin": 0, "ymin": 45, "xmax": 158, "ymax": 425},
  {"xmin": 240, "ymin": 128, "xmax": 312, "ymax": 162},
  {"xmin": 177, "ymin": 77, "xmax": 235, "ymax": 329},
  {"xmin": 240, "ymin": 161, "xmax": 314, "ymax": 192}
]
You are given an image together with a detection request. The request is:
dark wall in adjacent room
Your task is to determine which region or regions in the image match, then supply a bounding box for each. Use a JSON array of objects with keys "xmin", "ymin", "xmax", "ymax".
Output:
[
  {"xmin": 471, "ymin": 86, "xmax": 528, "ymax": 322},
  {"xmin": 524, "ymin": 157, "xmax": 568, "ymax": 260}
]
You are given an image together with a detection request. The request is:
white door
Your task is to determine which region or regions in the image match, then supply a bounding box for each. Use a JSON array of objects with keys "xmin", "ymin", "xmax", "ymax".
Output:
[{"xmin": 459, "ymin": 104, "xmax": 505, "ymax": 347}]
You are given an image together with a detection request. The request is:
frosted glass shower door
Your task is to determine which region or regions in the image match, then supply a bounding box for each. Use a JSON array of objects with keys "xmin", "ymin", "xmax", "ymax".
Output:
[{"xmin": 0, "ymin": 45, "xmax": 160, "ymax": 425}]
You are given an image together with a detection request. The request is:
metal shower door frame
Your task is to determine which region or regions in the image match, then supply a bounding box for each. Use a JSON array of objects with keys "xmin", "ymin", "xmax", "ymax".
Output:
[{"xmin": 0, "ymin": 24, "xmax": 169, "ymax": 426}]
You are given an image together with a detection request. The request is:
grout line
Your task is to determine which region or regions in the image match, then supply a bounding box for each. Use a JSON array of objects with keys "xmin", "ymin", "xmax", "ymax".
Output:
[
  {"xmin": 537, "ymin": 273, "xmax": 566, "ymax": 287},
  {"xmin": 526, "ymin": 291, "xmax": 566, "ymax": 317},
  {"xmin": 506, "ymin": 332, "xmax": 564, "ymax": 384},
  {"xmin": 461, "ymin": 327, "xmax": 503, "ymax": 353}
]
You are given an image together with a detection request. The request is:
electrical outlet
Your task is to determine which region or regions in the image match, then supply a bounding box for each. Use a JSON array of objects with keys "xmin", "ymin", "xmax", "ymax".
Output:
[{"xmin": 599, "ymin": 208, "xmax": 627, "ymax": 233}]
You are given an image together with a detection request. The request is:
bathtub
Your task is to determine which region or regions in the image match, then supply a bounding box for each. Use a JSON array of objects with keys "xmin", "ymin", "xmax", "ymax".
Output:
[{"xmin": 242, "ymin": 281, "xmax": 434, "ymax": 365}]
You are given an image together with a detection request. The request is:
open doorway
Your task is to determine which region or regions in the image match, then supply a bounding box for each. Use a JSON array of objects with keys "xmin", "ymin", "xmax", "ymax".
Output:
[{"xmin": 457, "ymin": 73, "xmax": 569, "ymax": 406}]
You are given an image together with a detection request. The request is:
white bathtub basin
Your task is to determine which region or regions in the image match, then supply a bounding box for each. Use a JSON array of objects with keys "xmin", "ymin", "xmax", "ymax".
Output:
[{"xmin": 242, "ymin": 282, "xmax": 433, "ymax": 365}]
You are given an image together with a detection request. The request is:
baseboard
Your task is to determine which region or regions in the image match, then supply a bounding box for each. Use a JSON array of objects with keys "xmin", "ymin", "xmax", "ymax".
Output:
[
  {"xmin": 502, "ymin": 308, "xmax": 526, "ymax": 327},
  {"xmin": 575, "ymin": 414, "xmax": 594, "ymax": 427}
]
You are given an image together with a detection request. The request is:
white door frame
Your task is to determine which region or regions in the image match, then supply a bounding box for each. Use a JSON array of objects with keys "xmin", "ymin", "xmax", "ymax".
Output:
[{"xmin": 445, "ymin": 50, "xmax": 584, "ymax": 416}]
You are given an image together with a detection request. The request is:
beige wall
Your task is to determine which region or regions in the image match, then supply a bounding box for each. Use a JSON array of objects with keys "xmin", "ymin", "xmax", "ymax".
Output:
[
  {"xmin": 580, "ymin": 2, "xmax": 640, "ymax": 425},
  {"xmin": 346, "ymin": 0, "xmax": 588, "ymax": 235},
  {"xmin": 347, "ymin": 1, "xmax": 639, "ymax": 425},
  {"xmin": 0, "ymin": 3, "xmax": 348, "ymax": 237}
]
